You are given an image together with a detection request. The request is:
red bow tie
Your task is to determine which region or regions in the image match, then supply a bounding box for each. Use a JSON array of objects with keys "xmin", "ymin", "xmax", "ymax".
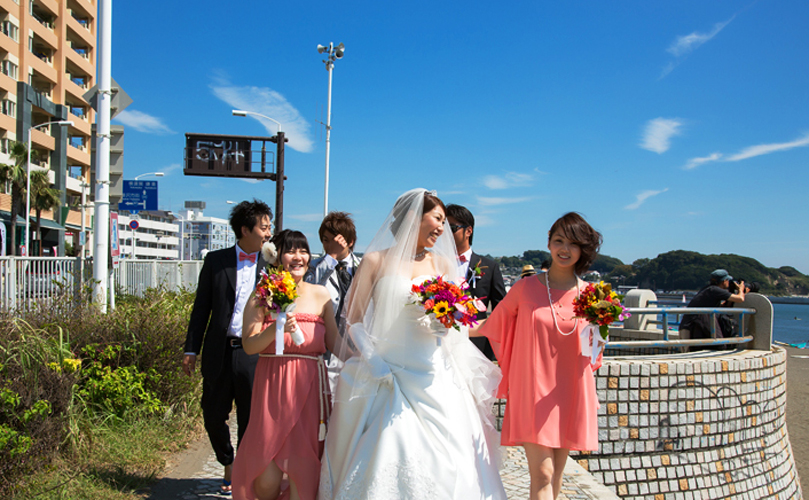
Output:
[
  {"xmin": 459, "ymin": 254, "xmax": 468, "ymax": 263},
  {"xmin": 239, "ymin": 252, "xmax": 257, "ymax": 263}
]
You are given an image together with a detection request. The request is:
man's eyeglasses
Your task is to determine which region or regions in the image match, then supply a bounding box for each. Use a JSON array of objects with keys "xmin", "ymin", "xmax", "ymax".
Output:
[{"xmin": 449, "ymin": 224, "xmax": 468, "ymax": 233}]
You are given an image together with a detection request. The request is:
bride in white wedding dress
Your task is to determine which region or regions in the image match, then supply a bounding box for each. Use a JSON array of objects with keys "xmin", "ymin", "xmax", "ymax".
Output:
[{"xmin": 318, "ymin": 189, "xmax": 506, "ymax": 500}]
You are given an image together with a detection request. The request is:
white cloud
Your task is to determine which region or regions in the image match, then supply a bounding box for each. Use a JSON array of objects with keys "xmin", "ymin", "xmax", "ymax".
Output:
[
  {"xmin": 660, "ymin": 16, "xmax": 734, "ymax": 78},
  {"xmin": 624, "ymin": 188, "xmax": 669, "ymax": 210},
  {"xmin": 683, "ymin": 152, "xmax": 722, "ymax": 170},
  {"xmin": 724, "ymin": 133, "xmax": 809, "ymax": 162},
  {"xmin": 114, "ymin": 110, "xmax": 174, "ymax": 134},
  {"xmin": 666, "ymin": 17, "xmax": 734, "ymax": 57},
  {"xmin": 476, "ymin": 196, "xmax": 532, "ymax": 207},
  {"xmin": 483, "ymin": 171, "xmax": 534, "ymax": 190},
  {"xmin": 211, "ymin": 78, "xmax": 314, "ymax": 153},
  {"xmin": 162, "ymin": 163, "xmax": 183, "ymax": 175},
  {"xmin": 640, "ymin": 118, "xmax": 682, "ymax": 154}
]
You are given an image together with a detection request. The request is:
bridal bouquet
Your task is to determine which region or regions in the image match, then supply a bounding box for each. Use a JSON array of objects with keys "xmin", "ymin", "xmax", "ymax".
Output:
[
  {"xmin": 572, "ymin": 281, "xmax": 630, "ymax": 364},
  {"xmin": 411, "ymin": 276, "xmax": 484, "ymax": 344},
  {"xmin": 255, "ymin": 242, "xmax": 304, "ymax": 354}
]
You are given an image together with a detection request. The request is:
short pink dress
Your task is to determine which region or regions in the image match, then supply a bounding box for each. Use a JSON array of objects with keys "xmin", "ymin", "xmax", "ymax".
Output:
[
  {"xmin": 479, "ymin": 275, "xmax": 599, "ymax": 451},
  {"xmin": 232, "ymin": 313, "xmax": 329, "ymax": 500}
]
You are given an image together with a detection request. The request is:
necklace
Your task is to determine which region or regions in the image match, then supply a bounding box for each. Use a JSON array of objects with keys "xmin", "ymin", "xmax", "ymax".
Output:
[
  {"xmin": 545, "ymin": 272, "xmax": 579, "ymax": 336},
  {"xmin": 413, "ymin": 249, "xmax": 426, "ymax": 260}
]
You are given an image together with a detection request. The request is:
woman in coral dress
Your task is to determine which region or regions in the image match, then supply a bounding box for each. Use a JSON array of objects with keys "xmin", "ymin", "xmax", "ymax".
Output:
[
  {"xmin": 233, "ymin": 230, "xmax": 338, "ymax": 500},
  {"xmin": 476, "ymin": 212, "xmax": 603, "ymax": 500}
]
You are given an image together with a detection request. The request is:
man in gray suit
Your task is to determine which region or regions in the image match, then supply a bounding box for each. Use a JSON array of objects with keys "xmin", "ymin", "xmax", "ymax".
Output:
[{"xmin": 305, "ymin": 211, "xmax": 360, "ymax": 330}]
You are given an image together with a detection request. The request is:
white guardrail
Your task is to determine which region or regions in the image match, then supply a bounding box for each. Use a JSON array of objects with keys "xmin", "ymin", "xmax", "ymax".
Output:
[{"xmin": 0, "ymin": 257, "xmax": 204, "ymax": 310}]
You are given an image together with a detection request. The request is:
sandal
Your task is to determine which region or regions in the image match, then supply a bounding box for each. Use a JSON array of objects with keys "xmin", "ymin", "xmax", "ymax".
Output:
[{"xmin": 220, "ymin": 479, "xmax": 232, "ymax": 496}]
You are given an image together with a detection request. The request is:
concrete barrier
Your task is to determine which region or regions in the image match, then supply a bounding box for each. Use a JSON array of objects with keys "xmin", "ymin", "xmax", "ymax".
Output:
[{"xmin": 571, "ymin": 347, "xmax": 801, "ymax": 499}]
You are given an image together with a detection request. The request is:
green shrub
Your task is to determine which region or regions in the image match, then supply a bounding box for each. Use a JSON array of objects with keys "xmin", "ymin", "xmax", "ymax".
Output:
[
  {"xmin": 78, "ymin": 343, "xmax": 165, "ymax": 418},
  {"xmin": 0, "ymin": 285, "xmax": 200, "ymax": 496}
]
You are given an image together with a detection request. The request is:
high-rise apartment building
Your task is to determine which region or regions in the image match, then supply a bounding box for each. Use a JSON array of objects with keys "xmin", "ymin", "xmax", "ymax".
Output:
[{"xmin": 0, "ymin": 0, "xmax": 96, "ymax": 256}]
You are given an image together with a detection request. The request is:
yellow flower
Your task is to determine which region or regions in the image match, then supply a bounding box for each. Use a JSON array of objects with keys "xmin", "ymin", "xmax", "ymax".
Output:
[
  {"xmin": 62, "ymin": 358, "xmax": 81, "ymax": 373},
  {"xmin": 434, "ymin": 301, "xmax": 450, "ymax": 318},
  {"xmin": 47, "ymin": 362, "xmax": 62, "ymax": 374}
]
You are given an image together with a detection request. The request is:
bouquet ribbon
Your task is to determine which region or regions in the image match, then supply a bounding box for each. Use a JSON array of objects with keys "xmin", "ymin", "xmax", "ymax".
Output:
[
  {"xmin": 580, "ymin": 324, "xmax": 608, "ymax": 366},
  {"xmin": 273, "ymin": 308, "xmax": 305, "ymax": 355}
]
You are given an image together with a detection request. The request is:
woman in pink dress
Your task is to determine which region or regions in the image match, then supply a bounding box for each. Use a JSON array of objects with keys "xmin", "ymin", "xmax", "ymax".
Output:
[
  {"xmin": 475, "ymin": 212, "xmax": 603, "ymax": 500},
  {"xmin": 233, "ymin": 230, "xmax": 339, "ymax": 500}
]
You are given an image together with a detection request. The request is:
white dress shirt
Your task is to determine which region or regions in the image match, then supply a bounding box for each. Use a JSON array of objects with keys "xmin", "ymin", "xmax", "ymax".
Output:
[
  {"xmin": 228, "ymin": 244, "xmax": 259, "ymax": 338},
  {"xmin": 458, "ymin": 248, "xmax": 473, "ymax": 279}
]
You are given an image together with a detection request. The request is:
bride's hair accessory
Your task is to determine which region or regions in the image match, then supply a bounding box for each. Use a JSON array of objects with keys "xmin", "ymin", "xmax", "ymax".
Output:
[
  {"xmin": 428, "ymin": 189, "xmax": 437, "ymax": 197},
  {"xmin": 261, "ymin": 241, "xmax": 278, "ymax": 265}
]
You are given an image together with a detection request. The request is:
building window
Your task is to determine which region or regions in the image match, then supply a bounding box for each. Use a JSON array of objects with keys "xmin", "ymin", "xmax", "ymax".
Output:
[
  {"xmin": 1, "ymin": 98, "xmax": 16, "ymax": 118},
  {"xmin": 1, "ymin": 21, "xmax": 19, "ymax": 42},
  {"xmin": 1, "ymin": 60, "xmax": 17, "ymax": 79}
]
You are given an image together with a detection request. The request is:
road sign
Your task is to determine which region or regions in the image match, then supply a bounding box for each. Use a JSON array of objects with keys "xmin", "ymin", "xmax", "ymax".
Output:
[
  {"xmin": 120, "ymin": 181, "xmax": 158, "ymax": 213},
  {"xmin": 83, "ymin": 78, "xmax": 133, "ymax": 119},
  {"xmin": 129, "ymin": 220, "xmax": 140, "ymax": 230},
  {"xmin": 110, "ymin": 212, "xmax": 120, "ymax": 269}
]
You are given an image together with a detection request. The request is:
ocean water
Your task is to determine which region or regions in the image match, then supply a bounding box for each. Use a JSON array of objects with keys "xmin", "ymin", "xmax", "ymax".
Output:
[{"xmin": 773, "ymin": 303, "xmax": 809, "ymax": 346}]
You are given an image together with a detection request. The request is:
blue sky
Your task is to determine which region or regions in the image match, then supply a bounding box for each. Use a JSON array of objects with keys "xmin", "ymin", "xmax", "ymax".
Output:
[{"xmin": 110, "ymin": 0, "xmax": 809, "ymax": 273}]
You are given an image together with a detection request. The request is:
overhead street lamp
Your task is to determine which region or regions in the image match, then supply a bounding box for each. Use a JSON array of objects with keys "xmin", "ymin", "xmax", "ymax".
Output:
[
  {"xmin": 25, "ymin": 119, "xmax": 73, "ymax": 256},
  {"xmin": 134, "ymin": 172, "xmax": 164, "ymax": 180},
  {"xmin": 316, "ymin": 42, "xmax": 344, "ymax": 218},
  {"xmin": 232, "ymin": 110, "xmax": 282, "ymax": 133},
  {"xmin": 232, "ymin": 110, "xmax": 287, "ymax": 231}
]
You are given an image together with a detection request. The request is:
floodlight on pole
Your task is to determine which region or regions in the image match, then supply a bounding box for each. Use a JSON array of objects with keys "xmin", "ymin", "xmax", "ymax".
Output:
[
  {"xmin": 317, "ymin": 42, "xmax": 344, "ymax": 218},
  {"xmin": 25, "ymin": 119, "xmax": 74, "ymax": 256}
]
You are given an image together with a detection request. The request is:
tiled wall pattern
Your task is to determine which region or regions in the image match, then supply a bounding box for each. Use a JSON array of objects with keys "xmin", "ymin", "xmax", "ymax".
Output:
[{"xmin": 566, "ymin": 347, "xmax": 802, "ymax": 499}]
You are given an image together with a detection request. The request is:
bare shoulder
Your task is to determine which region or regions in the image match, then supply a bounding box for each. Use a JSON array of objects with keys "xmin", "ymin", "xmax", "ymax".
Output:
[{"xmin": 301, "ymin": 281, "xmax": 330, "ymax": 302}]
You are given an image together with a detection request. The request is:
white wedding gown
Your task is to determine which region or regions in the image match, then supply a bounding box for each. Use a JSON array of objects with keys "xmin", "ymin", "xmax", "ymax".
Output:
[{"xmin": 319, "ymin": 276, "xmax": 506, "ymax": 500}]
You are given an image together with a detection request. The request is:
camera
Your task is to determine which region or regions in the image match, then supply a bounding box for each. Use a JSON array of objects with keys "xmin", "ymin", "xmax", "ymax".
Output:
[{"xmin": 728, "ymin": 280, "xmax": 760, "ymax": 294}]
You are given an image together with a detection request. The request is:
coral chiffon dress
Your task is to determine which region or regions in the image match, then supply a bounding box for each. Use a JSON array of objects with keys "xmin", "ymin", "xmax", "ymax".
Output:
[
  {"xmin": 479, "ymin": 275, "xmax": 600, "ymax": 451},
  {"xmin": 232, "ymin": 313, "xmax": 330, "ymax": 500}
]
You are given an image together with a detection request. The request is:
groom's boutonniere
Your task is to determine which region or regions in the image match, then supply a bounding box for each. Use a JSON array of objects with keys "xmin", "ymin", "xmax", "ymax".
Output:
[{"xmin": 470, "ymin": 260, "xmax": 487, "ymax": 287}]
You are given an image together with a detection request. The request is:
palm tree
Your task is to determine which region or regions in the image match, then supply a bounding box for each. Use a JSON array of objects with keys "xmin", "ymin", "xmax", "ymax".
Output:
[
  {"xmin": 30, "ymin": 169, "xmax": 61, "ymax": 256},
  {"xmin": 0, "ymin": 141, "xmax": 30, "ymax": 255}
]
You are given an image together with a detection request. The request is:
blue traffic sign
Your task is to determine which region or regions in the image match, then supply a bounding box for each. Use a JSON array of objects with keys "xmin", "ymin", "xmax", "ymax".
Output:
[{"xmin": 120, "ymin": 181, "xmax": 158, "ymax": 212}]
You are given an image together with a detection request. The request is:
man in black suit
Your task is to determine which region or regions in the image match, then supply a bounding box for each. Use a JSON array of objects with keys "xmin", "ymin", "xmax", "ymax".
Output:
[
  {"xmin": 182, "ymin": 199, "xmax": 273, "ymax": 494},
  {"xmin": 446, "ymin": 204, "xmax": 507, "ymax": 361}
]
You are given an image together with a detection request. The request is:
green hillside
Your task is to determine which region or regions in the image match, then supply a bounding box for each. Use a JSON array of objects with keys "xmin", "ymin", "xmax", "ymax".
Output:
[{"xmin": 493, "ymin": 249, "xmax": 809, "ymax": 296}]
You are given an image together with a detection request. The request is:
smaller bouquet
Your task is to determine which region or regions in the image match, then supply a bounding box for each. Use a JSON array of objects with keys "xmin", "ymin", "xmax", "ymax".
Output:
[
  {"xmin": 410, "ymin": 276, "xmax": 485, "ymax": 345},
  {"xmin": 573, "ymin": 281, "xmax": 631, "ymax": 364},
  {"xmin": 255, "ymin": 242, "xmax": 304, "ymax": 354}
]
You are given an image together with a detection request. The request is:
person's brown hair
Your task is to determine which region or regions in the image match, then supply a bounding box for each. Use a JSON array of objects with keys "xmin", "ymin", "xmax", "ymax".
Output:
[
  {"xmin": 422, "ymin": 192, "xmax": 446, "ymax": 216},
  {"xmin": 391, "ymin": 190, "xmax": 446, "ymax": 235},
  {"xmin": 319, "ymin": 211, "xmax": 357, "ymax": 250},
  {"xmin": 548, "ymin": 212, "xmax": 602, "ymax": 275}
]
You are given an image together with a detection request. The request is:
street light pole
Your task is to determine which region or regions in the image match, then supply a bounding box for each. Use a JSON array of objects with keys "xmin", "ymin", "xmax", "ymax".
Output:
[
  {"xmin": 232, "ymin": 110, "xmax": 286, "ymax": 231},
  {"xmin": 25, "ymin": 119, "xmax": 73, "ymax": 255},
  {"xmin": 317, "ymin": 42, "xmax": 344, "ymax": 219}
]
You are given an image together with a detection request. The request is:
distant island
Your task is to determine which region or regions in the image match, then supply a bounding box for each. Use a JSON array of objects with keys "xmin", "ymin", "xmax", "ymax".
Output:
[{"xmin": 491, "ymin": 249, "xmax": 809, "ymax": 296}]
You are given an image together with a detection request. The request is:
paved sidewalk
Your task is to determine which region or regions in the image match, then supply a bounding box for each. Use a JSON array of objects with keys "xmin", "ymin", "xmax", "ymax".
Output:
[{"xmin": 145, "ymin": 418, "xmax": 619, "ymax": 500}]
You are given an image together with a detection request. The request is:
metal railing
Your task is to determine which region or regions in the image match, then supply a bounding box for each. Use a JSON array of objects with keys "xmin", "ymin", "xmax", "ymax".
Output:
[
  {"xmin": 0, "ymin": 257, "xmax": 204, "ymax": 311},
  {"xmin": 608, "ymin": 306, "xmax": 756, "ymax": 349},
  {"xmin": 610, "ymin": 289, "xmax": 773, "ymax": 352}
]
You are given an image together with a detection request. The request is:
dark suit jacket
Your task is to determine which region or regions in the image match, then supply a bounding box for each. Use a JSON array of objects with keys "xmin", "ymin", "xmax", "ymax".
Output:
[
  {"xmin": 185, "ymin": 246, "xmax": 263, "ymax": 380},
  {"xmin": 466, "ymin": 252, "xmax": 507, "ymax": 360}
]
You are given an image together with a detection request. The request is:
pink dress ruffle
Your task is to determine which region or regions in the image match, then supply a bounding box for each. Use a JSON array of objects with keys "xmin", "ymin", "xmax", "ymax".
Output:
[
  {"xmin": 479, "ymin": 275, "xmax": 600, "ymax": 451},
  {"xmin": 232, "ymin": 313, "xmax": 329, "ymax": 500}
]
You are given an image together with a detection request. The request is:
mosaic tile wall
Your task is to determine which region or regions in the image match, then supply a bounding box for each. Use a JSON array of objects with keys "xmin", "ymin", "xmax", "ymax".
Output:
[{"xmin": 568, "ymin": 347, "xmax": 802, "ymax": 499}]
